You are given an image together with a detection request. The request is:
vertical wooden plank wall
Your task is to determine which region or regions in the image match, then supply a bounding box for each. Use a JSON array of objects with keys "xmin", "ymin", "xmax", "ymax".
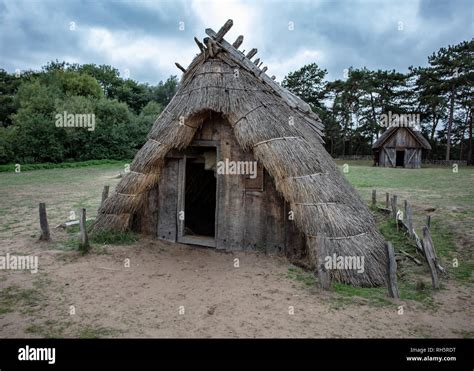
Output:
[
  {"xmin": 136, "ymin": 114, "xmax": 307, "ymax": 258},
  {"xmin": 156, "ymin": 159, "xmax": 179, "ymax": 242}
]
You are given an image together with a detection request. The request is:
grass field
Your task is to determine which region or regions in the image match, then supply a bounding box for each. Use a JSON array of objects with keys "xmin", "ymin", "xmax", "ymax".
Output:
[
  {"xmin": 0, "ymin": 162, "xmax": 126, "ymax": 240},
  {"xmin": 0, "ymin": 161, "xmax": 472, "ymax": 338},
  {"xmin": 1, "ymin": 161, "xmax": 472, "ymax": 280},
  {"xmin": 336, "ymin": 160, "xmax": 474, "ymax": 286}
]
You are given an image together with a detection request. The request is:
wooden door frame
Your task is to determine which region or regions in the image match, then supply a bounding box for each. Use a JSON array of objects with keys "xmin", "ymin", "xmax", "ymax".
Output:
[{"xmin": 176, "ymin": 140, "xmax": 220, "ymax": 248}]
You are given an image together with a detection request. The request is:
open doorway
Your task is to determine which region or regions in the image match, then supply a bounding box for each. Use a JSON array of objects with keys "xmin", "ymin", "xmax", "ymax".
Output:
[
  {"xmin": 396, "ymin": 150, "xmax": 405, "ymax": 167},
  {"xmin": 183, "ymin": 146, "xmax": 217, "ymax": 239}
]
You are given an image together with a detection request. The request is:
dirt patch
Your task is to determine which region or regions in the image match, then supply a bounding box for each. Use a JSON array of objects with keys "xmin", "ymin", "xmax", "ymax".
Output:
[
  {"xmin": 0, "ymin": 164, "xmax": 472, "ymax": 338},
  {"xmin": 1, "ymin": 235, "xmax": 473, "ymax": 338}
]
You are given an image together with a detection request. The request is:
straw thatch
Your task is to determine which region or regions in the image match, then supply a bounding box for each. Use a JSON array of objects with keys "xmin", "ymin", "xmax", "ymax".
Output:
[{"xmin": 92, "ymin": 20, "xmax": 388, "ymax": 286}]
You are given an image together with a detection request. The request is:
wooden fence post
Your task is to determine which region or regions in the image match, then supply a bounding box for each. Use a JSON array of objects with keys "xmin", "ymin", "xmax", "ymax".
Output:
[
  {"xmin": 79, "ymin": 208, "xmax": 90, "ymax": 252},
  {"xmin": 101, "ymin": 185, "xmax": 110, "ymax": 207},
  {"xmin": 316, "ymin": 234, "xmax": 331, "ymax": 290},
  {"xmin": 386, "ymin": 242, "xmax": 400, "ymax": 298},
  {"xmin": 39, "ymin": 203, "xmax": 51, "ymax": 241},
  {"xmin": 422, "ymin": 226, "xmax": 440, "ymax": 289},
  {"xmin": 406, "ymin": 203, "xmax": 413, "ymax": 238},
  {"xmin": 385, "ymin": 192, "xmax": 390, "ymax": 208},
  {"xmin": 426, "ymin": 215, "xmax": 431, "ymax": 229},
  {"xmin": 391, "ymin": 195, "xmax": 398, "ymax": 219},
  {"xmin": 372, "ymin": 189, "xmax": 377, "ymax": 207}
]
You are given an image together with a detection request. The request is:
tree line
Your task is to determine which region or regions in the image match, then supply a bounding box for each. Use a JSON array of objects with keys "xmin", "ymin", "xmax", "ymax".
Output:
[
  {"xmin": 0, "ymin": 61, "xmax": 178, "ymax": 164},
  {"xmin": 0, "ymin": 39, "xmax": 472, "ymax": 165},
  {"xmin": 282, "ymin": 40, "xmax": 473, "ymax": 163}
]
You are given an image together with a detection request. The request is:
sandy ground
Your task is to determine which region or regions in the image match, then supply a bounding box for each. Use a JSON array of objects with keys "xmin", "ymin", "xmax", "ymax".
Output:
[
  {"xmin": 0, "ymin": 165, "xmax": 472, "ymax": 338},
  {"xmin": 0, "ymin": 232, "xmax": 473, "ymax": 338}
]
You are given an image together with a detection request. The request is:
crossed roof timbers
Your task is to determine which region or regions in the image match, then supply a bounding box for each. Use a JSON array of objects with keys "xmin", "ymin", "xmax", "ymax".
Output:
[{"xmin": 174, "ymin": 19, "xmax": 324, "ymax": 139}]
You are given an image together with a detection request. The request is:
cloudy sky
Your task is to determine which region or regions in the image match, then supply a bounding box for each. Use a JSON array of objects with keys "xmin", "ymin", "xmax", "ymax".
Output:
[{"xmin": 0, "ymin": 0, "xmax": 472, "ymax": 84}]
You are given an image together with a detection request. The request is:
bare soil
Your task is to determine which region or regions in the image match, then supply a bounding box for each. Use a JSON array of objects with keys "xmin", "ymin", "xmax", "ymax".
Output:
[
  {"xmin": 1, "ymin": 234, "xmax": 473, "ymax": 338},
  {"xmin": 0, "ymin": 165, "xmax": 473, "ymax": 338}
]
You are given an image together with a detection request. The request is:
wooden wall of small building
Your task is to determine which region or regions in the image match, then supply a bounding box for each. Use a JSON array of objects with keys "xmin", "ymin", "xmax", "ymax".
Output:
[
  {"xmin": 134, "ymin": 113, "xmax": 307, "ymax": 262},
  {"xmin": 377, "ymin": 128, "xmax": 423, "ymax": 168}
]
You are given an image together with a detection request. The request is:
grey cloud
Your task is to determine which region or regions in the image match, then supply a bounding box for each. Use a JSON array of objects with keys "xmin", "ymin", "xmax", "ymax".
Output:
[{"xmin": 0, "ymin": 0, "xmax": 471, "ymax": 84}]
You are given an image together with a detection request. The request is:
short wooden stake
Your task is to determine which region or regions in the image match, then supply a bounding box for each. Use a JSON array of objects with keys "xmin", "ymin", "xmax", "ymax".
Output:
[
  {"xmin": 194, "ymin": 37, "xmax": 205, "ymax": 53},
  {"xmin": 404, "ymin": 200, "xmax": 408, "ymax": 222},
  {"xmin": 422, "ymin": 227, "xmax": 440, "ymax": 289},
  {"xmin": 372, "ymin": 189, "xmax": 376, "ymax": 207},
  {"xmin": 79, "ymin": 208, "xmax": 90, "ymax": 252},
  {"xmin": 101, "ymin": 185, "xmax": 110, "ymax": 206},
  {"xmin": 391, "ymin": 195, "xmax": 398, "ymax": 219},
  {"xmin": 246, "ymin": 48, "xmax": 257, "ymax": 59},
  {"xmin": 385, "ymin": 192, "xmax": 390, "ymax": 208},
  {"xmin": 175, "ymin": 62, "xmax": 186, "ymax": 73},
  {"xmin": 39, "ymin": 203, "xmax": 51, "ymax": 241},
  {"xmin": 215, "ymin": 19, "xmax": 233, "ymax": 41},
  {"xmin": 232, "ymin": 35, "xmax": 244, "ymax": 49},
  {"xmin": 316, "ymin": 234, "xmax": 331, "ymax": 290},
  {"xmin": 406, "ymin": 203, "xmax": 413, "ymax": 238},
  {"xmin": 386, "ymin": 242, "xmax": 400, "ymax": 298},
  {"xmin": 426, "ymin": 215, "xmax": 431, "ymax": 229}
]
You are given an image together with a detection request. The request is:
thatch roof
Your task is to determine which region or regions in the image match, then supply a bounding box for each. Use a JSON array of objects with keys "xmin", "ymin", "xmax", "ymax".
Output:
[
  {"xmin": 372, "ymin": 126, "xmax": 432, "ymax": 150},
  {"xmin": 92, "ymin": 20, "xmax": 388, "ymax": 286}
]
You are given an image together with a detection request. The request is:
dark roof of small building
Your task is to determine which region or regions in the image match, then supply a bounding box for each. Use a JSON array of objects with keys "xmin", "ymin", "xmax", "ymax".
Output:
[{"xmin": 372, "ymin": 127, "xmax": 432, "ymax": 150}]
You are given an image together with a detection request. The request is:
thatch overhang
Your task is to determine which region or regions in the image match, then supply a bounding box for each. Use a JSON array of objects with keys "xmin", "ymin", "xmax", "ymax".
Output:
[{"xmin": 92, "ymin": 20, "xmax": 388, "ymax": 286}]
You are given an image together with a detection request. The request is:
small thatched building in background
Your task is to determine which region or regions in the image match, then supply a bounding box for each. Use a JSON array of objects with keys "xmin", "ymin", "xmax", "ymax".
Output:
[
  {"xmin": 372, "ymin": 127, "xmax": 432, "ymax": 168},
  {"xmin": 92, "ymin": 20, "xmax": 387, "ymax": 287}
]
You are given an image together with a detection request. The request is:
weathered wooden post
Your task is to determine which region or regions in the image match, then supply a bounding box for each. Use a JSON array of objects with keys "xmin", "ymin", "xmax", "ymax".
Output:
[
  {"xmin": 385, "ymin": 242, "xmax": 399, "ymax": 298},
  {"xmin": 101, "ymin": 185, "xmax": 110, "ymax": 207},
  {"xmin": 385, "ymin": 192, "xmax": 390, "ymax": 208},
  {"xmin": 232, "ymin": 35, "xmax": 244, "ymax": 49},
  {"xmin": 391, "ymin": 195, "xmax": 398, "ymax": 219},
  {"xmin": 372, "ymin": 189, "xmax": 377, "ymax": 207},
  {"xmin": 316, "ymin": 234, "xmax": 331, "ymax": 290},
  {"xmin": 404, "ymin": 200, "xmax": 408, "ymax": 222},
  {"xmin": 426, "ymin": 215, "xmax": 431, "ymax": 229},
  {"xmin": 422, "ymin": 226, "xmax": 439, "ymax": 289},
  {"xmin": 79, "ymin": 208, "xmax": 90, "ymax": 252},
  {"xmin": 215, "ymin": 19, "xmax": 233, "ymax": 41},
  {"xmin": 406, "ymin": 203, "xmax": 413, "ymax": 238},
  {"xmin": 38, "ymin": 203, "xmax": 51, "ymax": 241}
]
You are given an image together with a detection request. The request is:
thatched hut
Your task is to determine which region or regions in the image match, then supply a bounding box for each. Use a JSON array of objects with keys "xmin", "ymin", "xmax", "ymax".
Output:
[
  {"xmin": 372, "ymin": 127, "xmax": 431, "ymax": 168},
  {"xmin": 92, "ymin": 20, "xmax": 387, "ymax": 287}
]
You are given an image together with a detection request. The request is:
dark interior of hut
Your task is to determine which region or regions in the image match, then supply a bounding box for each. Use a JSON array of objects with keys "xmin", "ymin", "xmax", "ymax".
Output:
[
  {"xmin": 396, "ymin": 150, "xmax": 405, "ymax": 167},
  {"xmin": 184, "ymin": 147, "xmax": 217, "ymax": 237}
]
